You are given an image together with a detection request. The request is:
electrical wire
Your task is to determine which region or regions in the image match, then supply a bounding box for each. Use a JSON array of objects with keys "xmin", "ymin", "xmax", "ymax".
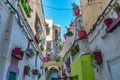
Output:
[{"xmin": 30, "ymin": 1, "xmax": 73, "ymax": 10}]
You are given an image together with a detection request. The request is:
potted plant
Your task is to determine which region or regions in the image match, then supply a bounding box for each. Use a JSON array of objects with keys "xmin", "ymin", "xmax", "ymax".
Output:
[
  {"xmin": 65, "ymin": 57, "xmax": 70, "ymax": 67},
  {"xmin": 72, "ymin": 2, "xmax": 80, "ymax": 16},
  {"xmin": 21, "ymin": 0, "xmax": 31, "ymax": 18},
  {"xmin": 64, "ymin": 34, "xmax": 67, "ymax": 40},
  {"xmin": 32, "ymin": 69, "xmax": 38, "ymax": 75},
  {"xmin": 71, "ymin": 49, "xmax": 78, "ymax": 56},
  {"xmin": 70, "ymin": 45, "xmax": 79, "ymax": 56},
  {"xmin": 40, "ymin": 45, "xmax": 44, "ymax": 51},
  {"xmin": 66, "ymin": 31, "xmax": 73, "ymax": 37},
  {"xmin": 67, "ymin": 27, "xmax": 71, "ymax": 32},
  {"xmin": 93, "ymin": 51, "xmax": 103, "ymax": 65},
  {"xmin": 26, "ymin": 49, "xmax": 35, "ymax": 58},
  {"xmin": 25, "ymin": 0, "xmax": 28, "ymax": 3},
  {"xmin": 43, "ymin": 57, "xmax": 49, "ymax": 62},
  {"xmin": 28, "ymin": 5, "xmax": 33, "ymax": 13},
  {"xmin": 24, "ymin": 65, "xmax": 31, "ymax": 76},
  {"xmin": 78, "ymin": 30, "xmax": 87, "ymax": 39},
  {"xmin": 38, "ymin": 71, "xmax": 41, "ymax": 79},
  {"xmin": 12, "ymin": 47, "xmax": 25, "ymax": 60},
  {"xmin": 66, "ymin": 67, "xmax": 71, "ymax": 73},
  {"xmin": 104, "ymin": 18, "xmax": 113, "ymax": 29}
]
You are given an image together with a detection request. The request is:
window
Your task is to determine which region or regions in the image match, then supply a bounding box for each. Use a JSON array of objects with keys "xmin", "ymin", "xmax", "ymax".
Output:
[
  {"xmin": 9, "ymin": 71, "xmax": 16, "ymax": 80},
  {"xmin": 46, "ymin": 24, "xmax": 50, "ymax": 35},
  {"xmin": 88, "ymin": 0, "xmax": 92, "ymax": 4},
  {"xmin": 55, "ymin": 30, "xmax": 58, "ymax": 40}
]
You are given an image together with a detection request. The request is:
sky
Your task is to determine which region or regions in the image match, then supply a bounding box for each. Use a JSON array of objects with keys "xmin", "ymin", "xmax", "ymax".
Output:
[{"xmin": 42, "ymin": 0, "xmax": 80, "ymax": 41}]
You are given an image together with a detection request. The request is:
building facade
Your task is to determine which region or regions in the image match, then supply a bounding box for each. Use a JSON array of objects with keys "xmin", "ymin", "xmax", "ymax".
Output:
[
  {"xmin": 0, "ymin": 0, "xmax": 46, "ymax": 80},
  {"xmin": 60, "ymin": 0, "xmax": 120, "ymax": 80},
  {"xmin": 45, "ymin": 19, "xmax": 61, "ymax": 57}
]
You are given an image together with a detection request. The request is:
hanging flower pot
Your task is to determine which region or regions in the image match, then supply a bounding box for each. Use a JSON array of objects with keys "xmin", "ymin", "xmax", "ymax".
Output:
[
  {"xmin": 25, "ymin": 0, "xmax": 28, "ymax": 3},
  {"xmin": 66, "ymin": 31, "xmax": 73, "ymax": 37},
  {"xmin": 66, "ymin": 67, "xmax": 71, "ymax": 73},
  {"xmin": 40, "ymin": 45, "xmax": 44, "ymax": 51},
  {"xmin": 65, "ymin": 57, "xmax": 70, "ymax": 67},
  {"xmin": 29, "ymin": 6, "xmax": 33, "ymax": 13},
  {"xmin": 43, "ymin": 57, "xmax": 49, "ymax": 62},
  {"xmin": 72, "ymin": 2, "xmax": 80, "ymax": 16},
  {"xmin": 71, "ymin": 49, "xmax": 78, "ymax": 56},
  {"xmin": 24, "ymin": 65, "xmax": 31, "ymax": 75},
  {"xmin": 67, "ymin": 27, "xmax": 71, "ymax": 32},
  {"xmin": 32, "ymin": 69, "xmax": 38, "ymax": 75},
  {"xmin": 26, "ymin": 49, "xmax": 35, "ymax": 58},
  {"xmin": 38, "ymin": 71, "xmax": 41, "ymax": 79},
  {"xmin": 104, "ymin": 18, "xmax": 113, "ymax": 29},
  {"xmin": 93, "ymin": 51, "xmax": 103, "ymax": 65},
  {"xmin": 78, "ymin": 30, "xmax": 87, "ymax": 39},
  {"xmin": 64, "ymin": 34, "xmax": 67, "ymax": 40},
  {"xmin": 12, "ymin": 47, "xmax": 24, "ymax": 60},
  {"xmin": 74, "ymin": 8, "xmax": 80, "ymax": 16},
  {"xmin": 34, "ymin": 35, "xmax": 40, "ymax": 44}
]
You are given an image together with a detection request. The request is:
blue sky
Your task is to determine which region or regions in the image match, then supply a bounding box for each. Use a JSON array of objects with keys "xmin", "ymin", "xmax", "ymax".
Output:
[{"xmin": 42, "ymin": 0, "xmax": 80, "ymax": 41}]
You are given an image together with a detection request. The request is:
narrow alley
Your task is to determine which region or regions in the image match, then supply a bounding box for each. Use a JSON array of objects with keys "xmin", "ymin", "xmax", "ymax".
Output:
[{"xmin": 0, "ymin": 0, "xmax": 120, "ymax": 80}]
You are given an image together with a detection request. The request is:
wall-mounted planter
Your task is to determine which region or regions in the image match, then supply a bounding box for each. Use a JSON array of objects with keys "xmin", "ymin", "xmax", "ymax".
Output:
[
  {"xmin": 66, "ymin": 31, "xmax": 73, "ymax": 37},
  {"xmin": 12, "ymin": 48, "xmax": 24, "ymax": 60},
  {"xmin": 74, "ymin": 8, "xmax": 80, "ymax": 16},
  {"xmin": 78, "ymin": 30, "xmax": 87, "ymax": 39},
  {"xmin": 26, "ymin": 49, "xmax": 35, "ymax": 58},
  {"xmin": 71, "ymin": 49, "xmax": 78, "ymax": 56},
  {"xmin": 38, "ymin": 72, "xmax": 41, "ymax": 79},
  {"xmin": 65, "ymin": 57, "xmax": 70, "ymax": 67},
  {"xmin": 40, "ymin": 45, "xmax": 44, "ymax": 51},
  {"xmin": 24, "ymin": 65, "xmax": 31, "ymax": 75},
  {"xmin": 43, "ymin": 57, "xmax": 49, "ymax": 62},
  {"xmin": 34, "ymin": 35, "xmax": 40, "ymax": 44},
  {"xmin": 104, "ymin": 18, "xmax": 113, "ymax": 28},
  {"xmin": 93, "ymin": 51, "xmax": 103, "ymax": 65},
  {"xmin": 25, "ymin": 0, "xmax": 28, "ymax": 3},
  {"xmin": 21, "ymin": 0, "xmax": 31, "ymax": 18},
  {"xmin": 28, "ymin": 6, "xmax": 33, "ymax": 13},
  {"xmin": 67, "ymin": 27, "xmax": 71, "ymax": 32},
  {"xmin": 64, "ymin": 35, "xmax": 67, "ymax": 40},
  {"xmin": 72, "ymin": 3, "xmax": 80, "ymax": 16},
  {"xmin": 66, "ymin": 67, "xmax": 71, "ymax": 73},
  {"xmin": 32, "ymin": 69, "xmax": 38, "ymax": 75},
  {"xmin": 104, "ymin": 17, "xmax": 120, "ymax": 32}
]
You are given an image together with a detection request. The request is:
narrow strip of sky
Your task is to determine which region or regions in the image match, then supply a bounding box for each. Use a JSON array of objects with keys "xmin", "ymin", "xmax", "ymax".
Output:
[{"xmin": 42, "ymin": 0, "xmax": 80, "ymax": 41}]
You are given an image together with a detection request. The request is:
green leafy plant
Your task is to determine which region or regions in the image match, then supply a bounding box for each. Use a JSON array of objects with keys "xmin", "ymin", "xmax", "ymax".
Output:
[
  {"xmin": 38, "ymin": 71, "xmax": 41, "ymax": 79},
  {"xmin": 66, "ymin": 31, "xmax": 73, "ymax": 37}
]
